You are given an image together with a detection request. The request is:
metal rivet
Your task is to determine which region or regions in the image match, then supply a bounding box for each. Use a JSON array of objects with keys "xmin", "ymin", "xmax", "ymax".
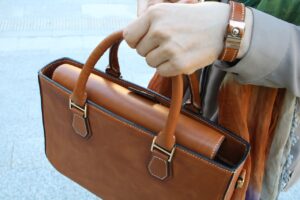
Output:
[{"xmin": 231, "ymin": 27, "xmax": 240, "ymax": 37}]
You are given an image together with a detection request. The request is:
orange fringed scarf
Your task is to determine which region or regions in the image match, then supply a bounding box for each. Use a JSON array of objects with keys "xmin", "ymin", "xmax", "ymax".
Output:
[{"xmin": 148, "ymin": 73, "xmax": 286, "ymax": 200}]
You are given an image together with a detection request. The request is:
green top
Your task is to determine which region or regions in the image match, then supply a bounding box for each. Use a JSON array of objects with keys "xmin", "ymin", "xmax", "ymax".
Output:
[{"xmin": 238, "ymin": 0, "xmax": 300, "ymax": 25}]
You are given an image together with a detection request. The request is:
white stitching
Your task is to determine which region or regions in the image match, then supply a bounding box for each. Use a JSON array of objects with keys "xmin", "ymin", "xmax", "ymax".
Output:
[
  {"xmin": 148, "ymin": 155, "xmax": 168, "ymax": 180},
  {"xmin": 241, "ymin": 4, "xmax": 245, "ymax": 21},
  {"xmin": 221, "ymin": 48, "xmax": 228, "ymax": 61},
  {"xmin": 72, "ymin": 114, "xmax": 88, "ymax": 137},
  {"xmin": 230, "ymin": 50, "xmax": 238, "ymax": 62},
  {"xmin": 231, "ymin": 1, "xmax": 235, "ymax": 19}
]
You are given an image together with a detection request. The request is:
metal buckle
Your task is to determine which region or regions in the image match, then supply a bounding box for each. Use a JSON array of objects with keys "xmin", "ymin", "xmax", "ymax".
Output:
[
  {"xmin": 229, "ymin": 20, "xmax": 245, "ymax": 37},
  {"xmin": 236, "ymin": 176, "xmax": 245, "ymax": 189},
  {"xmin": 225, "ymin": 20, "xmax": 245, "ymax": 50},
  {"xmin": 69, "ymin": 99, "xmax": 87, "ymax": 118},
  {"xmin": 225, "ymin": 35, "xmax": 242, "ymax": 50},
  {"xmin": 151, "ymin": 136, "xmax": 176, "ymax": 162}
]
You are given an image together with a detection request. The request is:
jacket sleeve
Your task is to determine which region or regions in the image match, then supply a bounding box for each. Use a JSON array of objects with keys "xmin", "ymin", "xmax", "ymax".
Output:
[{"xmin": 214, "ymin": 8, "xmax": 300, "ymax": 97}]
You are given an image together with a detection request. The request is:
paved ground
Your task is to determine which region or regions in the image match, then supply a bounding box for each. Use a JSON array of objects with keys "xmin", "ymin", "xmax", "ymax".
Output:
[{"xmin": 0, "ymin": 0, "xmax": 298, "ymax": 199}]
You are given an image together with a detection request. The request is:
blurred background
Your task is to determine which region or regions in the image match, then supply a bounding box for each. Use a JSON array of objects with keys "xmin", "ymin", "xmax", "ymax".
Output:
[{"xmin": 0, "ymin": 0, "xmax": 298, "ymax": 199}]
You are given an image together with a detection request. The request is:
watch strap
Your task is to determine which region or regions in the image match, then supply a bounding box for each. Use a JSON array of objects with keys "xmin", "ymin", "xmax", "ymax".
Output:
[{"xmin": 219, "ymin": 1, "xmax": 246, "ymax": 62}]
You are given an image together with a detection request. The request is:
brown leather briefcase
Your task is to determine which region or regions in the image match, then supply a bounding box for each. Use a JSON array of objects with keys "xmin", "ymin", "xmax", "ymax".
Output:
[{"xmin": 38, "ymin": 31, "xmax": 250, "ymax": 200}]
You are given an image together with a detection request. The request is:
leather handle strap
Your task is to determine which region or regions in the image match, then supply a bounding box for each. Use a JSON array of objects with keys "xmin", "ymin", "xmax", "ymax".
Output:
[
  {"xmin": 155, "ymin": 75, "xmax": 183, "ymax": 150},
  {"xmin": 70, "ymin": 31, "xmax": 124, "ymax": 107},
  {"xmin": 70, "ymin": 30, "xmax": 183, "ymax": 153},
  {"xmin": 186, "ymin": 72, "xmax": 201, "ymax": 112},
  {"xmin": 107, "ymin": 40, "xmax": 201, "ymax": 113},
  {"xmin": 106, "ymin": 39, "xmax": 122, "ymax": 78}
]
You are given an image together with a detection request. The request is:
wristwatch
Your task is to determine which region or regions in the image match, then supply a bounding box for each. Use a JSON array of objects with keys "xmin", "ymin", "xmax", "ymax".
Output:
[{"xmin": 219, "ymin": 1, "xmax": 246, "ymax": 62}]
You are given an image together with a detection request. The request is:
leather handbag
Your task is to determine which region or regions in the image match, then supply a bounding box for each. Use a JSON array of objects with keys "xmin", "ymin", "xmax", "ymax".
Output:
[{"xmin": 38, "ymin": 31, "xmax": 250, "ymax": 200}]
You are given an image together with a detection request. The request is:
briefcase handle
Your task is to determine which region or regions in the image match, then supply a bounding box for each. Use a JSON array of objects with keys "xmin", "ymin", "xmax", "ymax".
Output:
[
  {"xmin": 107, "ymin": 40, "xmax": 202, "ymax": 114},
  {"xmin": 69, "ymin": 31, "xmax": 183, "ymax": 179}
]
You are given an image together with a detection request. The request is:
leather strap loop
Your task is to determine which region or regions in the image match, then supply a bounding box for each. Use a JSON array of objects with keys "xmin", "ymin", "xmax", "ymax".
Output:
[
  {"xmin": 70, "ymin": 30, "xmax": 183, "ymax": 153},
  {"xmin": 106, "ymin": 39, "xmax": 122, "ymax": 78}
]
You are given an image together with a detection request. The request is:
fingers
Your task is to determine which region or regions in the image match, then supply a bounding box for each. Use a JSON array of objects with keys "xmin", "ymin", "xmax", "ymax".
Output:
[
  {"xmin": 145, "ymin": 45, "xmax": 170, "ymax": 67},
  {"xmin": 156, "ymin": 60, "xmax": 199, "ymax": 77},
  {"xmin": 135, "ymin": 31, "xmax": 159, "ymax": 56},
  {"xmin": 157, "ymin": 62, "xmax": 179, "ymax": 77},
  {"xmin": 123, "ymin": 14, "xmax": 150, "ymax": 48}
]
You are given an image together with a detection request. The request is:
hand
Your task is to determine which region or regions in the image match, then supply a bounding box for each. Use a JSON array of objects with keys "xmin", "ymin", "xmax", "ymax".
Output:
[
  {"xmin": 137, "ymin": 0, "xmax": 198, "ymax": 16},
  {"xmin": 124, "ymin": 2, "xmax": 252, "ymax": 77}
]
